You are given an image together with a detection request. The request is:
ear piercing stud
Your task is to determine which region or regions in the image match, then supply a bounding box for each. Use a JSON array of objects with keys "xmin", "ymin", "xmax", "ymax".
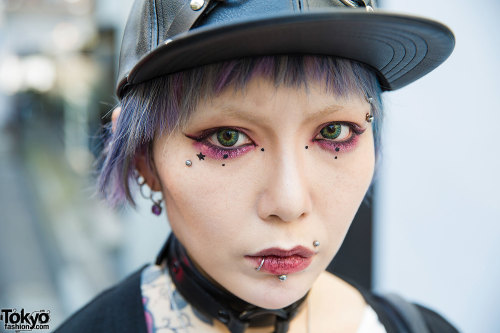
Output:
[
  {"xmin": 278, "ymin": 275, "xmax": 287, "ymax": 281},
  {"xmin": 313, "ymin": 240, "xmax": 320, "ymax": 247},
  {"xmin": 185, "ymin": 160, "xmax": 192, "ymax": 167}
]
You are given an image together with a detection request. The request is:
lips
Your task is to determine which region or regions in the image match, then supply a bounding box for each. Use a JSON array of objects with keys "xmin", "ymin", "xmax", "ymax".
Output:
[{"xmin": 246, "ymin": 246, "xmax": 314, "ymax": 275}]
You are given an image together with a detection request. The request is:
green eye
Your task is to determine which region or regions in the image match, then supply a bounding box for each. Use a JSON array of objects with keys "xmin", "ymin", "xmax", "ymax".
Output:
[
  {"xmin": 320, "ymin": 124, "xmax": 342, "ymax": 140},
  {"xmin": 216, "ymin": 129, "xmax": 239, "ymax": 147}
]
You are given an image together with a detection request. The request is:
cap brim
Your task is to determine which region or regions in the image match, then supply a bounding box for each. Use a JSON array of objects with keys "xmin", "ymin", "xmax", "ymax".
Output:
[{"xmin": 118, "ymin": 9, "xmax": 454, "ymax": 97}]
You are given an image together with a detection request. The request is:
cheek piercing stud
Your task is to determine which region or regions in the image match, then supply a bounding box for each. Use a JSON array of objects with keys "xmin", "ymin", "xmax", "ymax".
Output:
[
  {"xmin": 366, "ymin": 113, "xmax": 374, "ymax": 122},
  {"xmin": 278, "ymin": 275, "xmax": 287, "ymax": 281},
  {"xmin": 185, "ymin": 160, "xmax": 192, "ymax": 167},
  {"xmin": 313, "ymin": 240, "xmax": 320, "ymax": 247},
  {"xmin": 255, "ymin": 258, "xmax": 265, "ymax": 271}
]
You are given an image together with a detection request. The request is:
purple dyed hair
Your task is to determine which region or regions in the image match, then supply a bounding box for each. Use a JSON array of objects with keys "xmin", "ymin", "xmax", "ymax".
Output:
[{"xmin": 99, "ymin": 56, "xmax": 383, "ymax": 206}]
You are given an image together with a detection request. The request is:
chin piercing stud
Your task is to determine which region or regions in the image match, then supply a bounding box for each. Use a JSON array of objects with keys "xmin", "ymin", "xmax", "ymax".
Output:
[
  {"xmin": 185, "ymin": 160, "xmax": 192, "ymax": 167},
  {"xmin": 278, "ymin": 275, "xmax": 287, "ymax": 281},
  {"xmin": 255, "ymin": 258, "xmax": 265, "ymax": 271},
  {"xmin": 313, "ymin": 240, "xmax": 320, "ymax": 247}
]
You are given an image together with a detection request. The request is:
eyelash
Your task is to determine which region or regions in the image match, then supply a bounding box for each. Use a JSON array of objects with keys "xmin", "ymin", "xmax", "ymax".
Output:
[
  {"xmin": 185, "ymin": 122, "xmax": 364, "ymax": 160},
  {"xmin": 185, "ymin": 127, "xmax": 255, "ymax": 160},
  {"xmin": 312, "ymin": 122, "xmax": 365, "ymax": 153}
]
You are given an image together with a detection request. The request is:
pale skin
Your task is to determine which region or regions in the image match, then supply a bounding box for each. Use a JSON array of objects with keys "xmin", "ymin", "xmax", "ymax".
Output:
[{"xmin": 131, "ymin": 76, "xmax": 375, "ymax": 332}]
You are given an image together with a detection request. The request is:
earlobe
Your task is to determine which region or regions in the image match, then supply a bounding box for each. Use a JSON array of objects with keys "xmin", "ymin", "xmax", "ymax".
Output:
[
  {"xmin": 111, "ymin": 106, "xmax": 121, "ymax": 133},
  {"xmin": 134, "ymin": 153, "xmax": 162, "ymax": 192}
]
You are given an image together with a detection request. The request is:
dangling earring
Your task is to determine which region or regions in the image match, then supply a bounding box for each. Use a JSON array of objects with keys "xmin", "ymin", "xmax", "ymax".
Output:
[{"xmin": 135, "ymin": 172, "xmax": 164, "ymax": 216}]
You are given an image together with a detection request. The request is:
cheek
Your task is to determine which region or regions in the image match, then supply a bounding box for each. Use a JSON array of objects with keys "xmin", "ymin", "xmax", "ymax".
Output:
[
  {"xmin": 311, "ymin": 135, "xmax": 375, "ymax": 251},
  {"xmin": 154, "ymin": 141, "xmax": 260, "ymax": 253}
]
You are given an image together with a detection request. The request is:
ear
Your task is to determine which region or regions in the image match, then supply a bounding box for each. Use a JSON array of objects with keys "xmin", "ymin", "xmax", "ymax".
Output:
[
  {"xmin": 111, "ymin": 106, "xmax": 121, "ymax": 133},
  {"xmin": 134, "ymin": 150, "xmax": 162, "ymax": 192}
]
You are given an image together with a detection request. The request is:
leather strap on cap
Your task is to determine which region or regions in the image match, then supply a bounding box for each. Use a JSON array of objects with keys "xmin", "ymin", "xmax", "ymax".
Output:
[{"xmin": 164, "ymin": 0, "xmax": 221, "ymax": 40}]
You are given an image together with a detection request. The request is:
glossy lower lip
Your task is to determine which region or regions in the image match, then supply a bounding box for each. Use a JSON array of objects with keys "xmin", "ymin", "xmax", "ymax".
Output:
[{"xmin": 246, "ymin": 246, "xmax": 314, "ymax": 275}]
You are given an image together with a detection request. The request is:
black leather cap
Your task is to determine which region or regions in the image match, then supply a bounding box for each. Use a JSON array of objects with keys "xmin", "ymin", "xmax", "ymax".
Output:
[{"xmin": 117, "ymin": 0, "xmax": 454, "ymax": 98}]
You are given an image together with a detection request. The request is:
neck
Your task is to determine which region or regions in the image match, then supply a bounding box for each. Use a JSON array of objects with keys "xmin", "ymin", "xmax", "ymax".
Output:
[{"xmin": 156, "ymin": 233, "xmax": 308, "ymax": 333}]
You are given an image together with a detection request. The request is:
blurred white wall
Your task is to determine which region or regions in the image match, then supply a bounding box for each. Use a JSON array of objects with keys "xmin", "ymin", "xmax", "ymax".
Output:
[{"xmin": 375, "ymin": 1, "xmax": 500, "ymax": 332}]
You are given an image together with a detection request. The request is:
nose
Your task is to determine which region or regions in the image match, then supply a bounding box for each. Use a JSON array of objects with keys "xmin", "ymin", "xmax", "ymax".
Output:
[{"xmin": 257, "ymin": 147, "xmax": 312, "ymax": 223}]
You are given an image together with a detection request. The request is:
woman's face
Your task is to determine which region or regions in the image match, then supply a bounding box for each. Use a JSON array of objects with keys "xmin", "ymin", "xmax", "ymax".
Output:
[{"xmin": 150, "ymin": 76, "xmax": 375, "ymax": 309}]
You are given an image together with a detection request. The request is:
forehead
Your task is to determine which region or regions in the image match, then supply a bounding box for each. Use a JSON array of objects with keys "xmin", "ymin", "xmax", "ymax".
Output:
[{"xmin": 187, "ymin": 76, "xmax": 368, "ymax": 127}]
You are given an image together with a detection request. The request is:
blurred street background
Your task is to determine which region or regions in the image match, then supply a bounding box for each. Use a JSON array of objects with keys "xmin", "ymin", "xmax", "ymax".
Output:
[
  {"xmin": 0, "ymin": 0, "xmax": 499, "ymax": 332},
  {"xmin": 0, "ymin": 0, "xmax": 169, "ymax": 328}
]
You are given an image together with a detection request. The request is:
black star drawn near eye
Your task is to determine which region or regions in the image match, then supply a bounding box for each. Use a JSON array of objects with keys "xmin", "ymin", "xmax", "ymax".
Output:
[{"xmin": 197, "ymin": 152, "xmax": 206, "ymax": 160}]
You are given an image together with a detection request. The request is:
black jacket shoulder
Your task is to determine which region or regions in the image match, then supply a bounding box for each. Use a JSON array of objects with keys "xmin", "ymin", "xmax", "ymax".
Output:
[{"xmin": 53, "ymin": 266, "xmax": 148, "ymax": 333}]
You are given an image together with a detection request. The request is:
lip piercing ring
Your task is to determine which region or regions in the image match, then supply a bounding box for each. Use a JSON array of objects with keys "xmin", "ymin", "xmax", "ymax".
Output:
[
  {"xmin": 255, "ymin": 258, "xmax": 265, "ymax": 271},
  {"xmin": 313, "ymin": 240, "xmax": 320, "ymax": 247},
  {"xmin": 278, "ymin": 275, "xmax": 287, "ymax": 281}
]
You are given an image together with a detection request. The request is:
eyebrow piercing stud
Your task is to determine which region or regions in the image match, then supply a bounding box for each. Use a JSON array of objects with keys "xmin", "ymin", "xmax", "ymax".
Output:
[
  {"xmin": 185, "ymin": 160, "xmax": 192, "ymax": 167},
  {"xmin": 366, "ymin": 96, "xmax": 374, "ymax": 123},
  {"xmin": 278, "ymin": 275, "xmax": 287, "ymax": 282},
  {"xmin": 313, "ymin": 240, "xmax": 320, "ymax": 247},
  {"xmin": 255, "ymin": 258, "xmax": 265, "ymax": 271}
]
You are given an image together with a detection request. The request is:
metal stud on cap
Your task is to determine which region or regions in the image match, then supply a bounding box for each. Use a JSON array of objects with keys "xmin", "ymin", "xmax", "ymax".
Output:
[{"xmin": 190, "ymin": 0, "xmax": 204, "ymax": 11}]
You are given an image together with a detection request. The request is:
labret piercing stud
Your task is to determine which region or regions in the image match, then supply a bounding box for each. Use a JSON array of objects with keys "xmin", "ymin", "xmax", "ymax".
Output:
[{"xmin": 278, "ymin": 275, "xmax": 287, "ymax": 282}]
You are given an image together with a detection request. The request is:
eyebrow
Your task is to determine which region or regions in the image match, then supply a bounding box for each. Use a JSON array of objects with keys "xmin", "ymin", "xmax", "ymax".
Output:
[{"xmin": 214, "ymin": 104, "xmax": 346, "ymax": 125}]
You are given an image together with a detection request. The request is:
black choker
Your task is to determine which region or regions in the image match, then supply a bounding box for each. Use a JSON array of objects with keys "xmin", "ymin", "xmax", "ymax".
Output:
[{"xmin": 156, "ymin": 234, "xmax": 307, "ymax": 333}]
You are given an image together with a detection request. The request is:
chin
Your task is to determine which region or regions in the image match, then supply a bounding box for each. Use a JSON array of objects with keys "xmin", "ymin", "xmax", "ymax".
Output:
[{"xmin": 235, "ymin": 275, "xmax": 312, "ymax": 310}]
